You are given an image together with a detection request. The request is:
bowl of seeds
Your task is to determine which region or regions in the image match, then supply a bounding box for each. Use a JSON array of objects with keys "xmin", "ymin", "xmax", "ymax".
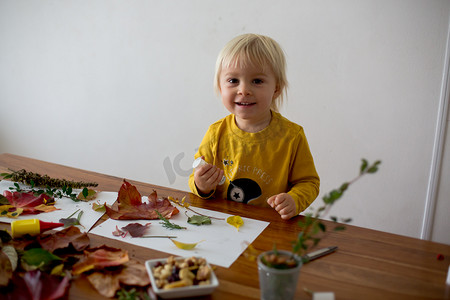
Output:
[{"xmin": 145, "ymin": 256, "xmax": 219, "ymax": 299}]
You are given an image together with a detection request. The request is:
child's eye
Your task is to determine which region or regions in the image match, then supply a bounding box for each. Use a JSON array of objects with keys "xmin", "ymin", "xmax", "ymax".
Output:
[
  {"xmin": 227, "ymin": 78, "xmax": 239, "ymax": 84},
  {"xmin": 253, "ymin": 79, "xmax": 263, "ymax": 84}
]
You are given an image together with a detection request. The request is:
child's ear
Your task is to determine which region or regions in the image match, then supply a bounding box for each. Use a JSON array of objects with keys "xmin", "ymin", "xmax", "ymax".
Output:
[{"xmin": 273, "ymin": 85, "xmax": 281, "ymax": 99}]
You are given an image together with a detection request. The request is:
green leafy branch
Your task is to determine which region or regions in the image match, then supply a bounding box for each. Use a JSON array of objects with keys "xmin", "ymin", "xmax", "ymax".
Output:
[
  {"xmin": 1, "ymin": 170, "xmax": 96, "ymax": 202},
  {"xmin": 1, "ymin": 169, "xmax": 98, "ymax": 188},
  {"xmin": 292, "ymin": 159, "xmax": 381, "ymax": 259}
]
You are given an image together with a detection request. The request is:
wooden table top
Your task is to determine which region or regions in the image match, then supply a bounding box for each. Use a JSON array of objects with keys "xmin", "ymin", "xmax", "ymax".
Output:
[{"xmin": 1, "ymin": 153, "xmax": 449, "ymax": 300}]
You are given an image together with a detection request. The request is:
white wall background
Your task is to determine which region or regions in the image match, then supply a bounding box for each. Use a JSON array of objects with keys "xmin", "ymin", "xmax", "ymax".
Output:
[{"xmin": 1, "ymin": 0, "xmax": 449, "ymax": 244}]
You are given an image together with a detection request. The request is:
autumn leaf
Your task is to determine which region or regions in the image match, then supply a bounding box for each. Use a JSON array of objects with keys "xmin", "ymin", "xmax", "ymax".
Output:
[
  {"xmin": 71, "ymin": 245, "xmax": 129, "ymax": 276},
  {"xmin": 92, "ymin": 201, "xmax": 106, "ymax": 212},
  {"xmin": 0, "ymin": 249, "xmax": 13, "ymax": 286},
  {"xmin": 38, "ymin": 226, "xmax": 90, "ymax": 252},
  {"xmin": 1, "ymin": 191, "xmax": 58, "ymax": 217},
  {"xmin": 105, "ymin": 179, "xmax": 179, "ymax": 220},
  {"xmin": 117, "ymin": 260, "xmax": 150, "ymax": 286},
  {"xmin": 0, "ymin": 194, "xmax": 9, "ymax": 205},
  {"xmin": 242, "ymin": 242, "xmax": 259, "ymax": 262},
  {"xmin": 2, "ymin": 245, "xmax": 18, "ymax": 271},
  {"xmin": 50, "ymin": 263, "xmax": 65, "ymax": 276},
  {"xmin": 86, "ymin": 270, "xmax": 121, "ymax": 298},
  {"xmin": 170, "ymin": 238, "xmax": 204, "ymax": 250},
  {"xmin": 21, "ymin": 248, "xmax": 63, "ymax": 271},
  {"xmin": 186, "ymin": 214, "xmax": 212, "ymax": 226},
  {"xmin": 121, "ymin": 223, "xmax": 151, "ymax": 237},
  {"xmin": 59, "ymin": 209, "xmax": 84, "ymax": 227},
  {"xmin": 86, "ymin": 260, "xmax": 149, "ymax": 298},
  {"xmin": 20, "ymin": 270, "xmax": 70, "ymax": 300},
  {"xmin": 227, "ymin": 215, "xmax": 244, "ymax": 231},
  {"xmin": 77, "ymin": 188, "xmax": 97, "ymax": 201},
  {"xmin": 0, "ymin": 229, "xmax": 12, "ymax": 243},
  {"xmin": 112, "ymin": 225, "xmax": 126, "ymax": 237},
  {"xmin": 0, "ymin": 205, "xmax": 23, "ymax": 218}
]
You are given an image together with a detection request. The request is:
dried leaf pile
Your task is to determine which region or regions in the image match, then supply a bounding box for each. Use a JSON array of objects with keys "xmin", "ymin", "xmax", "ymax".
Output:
[{"xmin": 0, "ymin": 226, "xmax": 150, "ymax": 299}]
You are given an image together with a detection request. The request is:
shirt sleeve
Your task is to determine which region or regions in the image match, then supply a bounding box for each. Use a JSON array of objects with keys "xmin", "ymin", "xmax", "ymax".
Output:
[
  {"xmin": 188, "ymin": 126, "xmax": 217, "ymax": 198},
  {"xmin": 287, "ymin": 129, "xmax": 320, "ymax": 214}
]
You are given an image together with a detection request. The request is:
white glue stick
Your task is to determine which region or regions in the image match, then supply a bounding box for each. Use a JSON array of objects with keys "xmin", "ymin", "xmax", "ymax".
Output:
[{"xmin": 192, "ymin": 157, "xmax": 226, "ymax": 185}]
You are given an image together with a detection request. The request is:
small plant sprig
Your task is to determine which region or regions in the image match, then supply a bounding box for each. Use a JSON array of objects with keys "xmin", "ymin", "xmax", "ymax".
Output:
[
  {"xmin": 261, "ymin": 159, "xmax": 381, "ymax": 269},
  {"xmin": 59, "ymin": 209, "xmax": 84, "ymax": 228},
  {"xmin": 1, "ymin": 169, "xmax": 97, "ymax": 202},
  {"xmin": 116, "ymin": 287, "xmax": 151, "ymax": 300},
  {"xmin": 155, "ymin": 210, "xmax": 186, "ymax": 230},
  {"xmin": 293, "ymin": 159, "xmax": 381, "ymax": 258}
]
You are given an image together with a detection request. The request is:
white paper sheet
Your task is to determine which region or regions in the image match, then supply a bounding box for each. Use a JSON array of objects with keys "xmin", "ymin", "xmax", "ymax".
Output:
[
  {"xmin": 0, "ymin": 181, "xmax": 117, "ymax": 232},
  {"xmin": 89, "ymin": 205, "xmax": 270, "ymax": 268},
  {"xmin": 1, "ymin": 180, "xmax": 270, "ymax": 268}
]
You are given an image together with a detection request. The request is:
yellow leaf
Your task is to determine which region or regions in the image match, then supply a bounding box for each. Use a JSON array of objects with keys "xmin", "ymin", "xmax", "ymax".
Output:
[
  {"xmin": 170, "ymin": 238, "xmax": 203, "ymax": 250},
  {"xmin": 92, "ymin": 202, "xmax": 106, "ymax": 212},
  {"xmin": 34, "ymin": 204, "xmax": 59, "ymax": 213},
  {"xmin": 242, "ymin": 242, "xmax": 258, "ymax": 262},
  {"xmin": 0, "ymin": 205, "xmax": 23, "ymax": 218},
  {"xmin": 181, "ymin": 196, "xmax": 189, "ymax": 208},
  {"xmin": 227, "ymin": 215, "xmax": 244, "ymax": 231},
  {"xmin": 51, "ymin": 263, "xmax": 64, "ymax": 275}
]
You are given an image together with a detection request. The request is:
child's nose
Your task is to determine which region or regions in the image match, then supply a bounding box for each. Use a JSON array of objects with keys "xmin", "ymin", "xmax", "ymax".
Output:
[{"xmin": 238, "ymin": 83, "xmax": 251, "ymax": 95}]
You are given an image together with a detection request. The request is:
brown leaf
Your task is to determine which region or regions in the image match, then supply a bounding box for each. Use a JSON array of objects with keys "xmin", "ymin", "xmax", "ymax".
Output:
[
  {"xmin": 86, "ymin": 260, "xmax": 149, "ymax": 298},
  {"xmin": 0, "ymin": 249, "xmax": 13, "ymax": 286},
  {"xmin": 86, "ymin": 271, "xmax": 121, "ymax": 298},
  {"xmin": 72, "ymin": 245, "xmax": 129, "ymax": 276},
  {"xmin": 118, "ymin": 260, "xmax": 150, "ymax": 286},
  {"xmin": 38, "ymin": 226, "xmax": 90, "ymax": 252}
]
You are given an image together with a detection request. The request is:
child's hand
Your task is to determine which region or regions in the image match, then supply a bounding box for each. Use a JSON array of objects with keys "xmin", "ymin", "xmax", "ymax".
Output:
[
  {"xmin": 267, "ymin": 193, "xmax": 297, "ymax": 220},
  {"xmin": 194, "ymin": 163, "xmax": 224, "ymax": 195}
]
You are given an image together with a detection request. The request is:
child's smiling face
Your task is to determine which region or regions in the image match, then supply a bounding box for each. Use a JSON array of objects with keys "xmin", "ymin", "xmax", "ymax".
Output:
[{"xmin": 219, "ymin": 62, "xmax": 280, "ymax": 133}]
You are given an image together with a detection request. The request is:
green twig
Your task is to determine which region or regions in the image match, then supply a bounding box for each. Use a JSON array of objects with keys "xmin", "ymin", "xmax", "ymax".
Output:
[{"xmin": 155, "ymin": 210, "xmax": 186, "ymax": 230}]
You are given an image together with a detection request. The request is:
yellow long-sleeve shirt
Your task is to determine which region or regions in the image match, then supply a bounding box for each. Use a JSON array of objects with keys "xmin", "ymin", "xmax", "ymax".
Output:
[{"xmin": 189, "ymin": 111, "xmax": 320, "ymax": 215}]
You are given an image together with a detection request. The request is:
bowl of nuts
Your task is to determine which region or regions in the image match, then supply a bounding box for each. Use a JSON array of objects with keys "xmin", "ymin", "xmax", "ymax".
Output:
[{"xmin": 145, "ymin": 256, "xmax": 219, "ymax": 299}]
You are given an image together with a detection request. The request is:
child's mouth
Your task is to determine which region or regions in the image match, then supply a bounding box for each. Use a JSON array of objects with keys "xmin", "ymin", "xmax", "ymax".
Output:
[{"xmin": 236, "ymin": 102, "xmax": 255, "ymax": 106}]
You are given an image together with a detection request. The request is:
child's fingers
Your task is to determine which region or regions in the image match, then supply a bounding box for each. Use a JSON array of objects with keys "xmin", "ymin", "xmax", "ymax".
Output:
[
  {"xmin": 267, "ymin": 196, "xmax": 276, "ymax": 208},
  {"xmin": 198, "ymin": 165, "xmax": 223, "ymax": 187},
  {"xmin": 279, "ymin": 205, "xmax": 295, "ymax": 217},
  {"xmin": 216, "ymin": 169, "xmax": 224, "ymax": 184},
  {"xmin": 274, "ymin": 200, "xmax": 289, "ymax": 212},
  {"xmin": 267, "ymin": 193, "xmax": 297, "ymax": 219},
  {"xmin": 195, "ymin": 164, "xmax": 213, "ymax": 176}
]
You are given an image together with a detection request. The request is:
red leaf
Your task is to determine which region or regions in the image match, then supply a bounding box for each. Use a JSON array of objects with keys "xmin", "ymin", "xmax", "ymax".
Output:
[
  {"xmin": 24, "ymin": 270, "xmax": 71, "ymax": 300},
  {"xmin": 117, "ymin": 179, "xmax": 142, "ymax": 206},
  {"xmin": 5, "ymin": 270, "xmax": 70, "ymax": 300},
  {"xmin": 121, "ymin": 223, "xmax": 150, "ymax": 237},
  {"xmin": 106, "ymin": 180, "xmax": 179, "ymax": 220},
  {"xmin": 2, "ymin": 191, "xmax": 56, "ymax": 215}
]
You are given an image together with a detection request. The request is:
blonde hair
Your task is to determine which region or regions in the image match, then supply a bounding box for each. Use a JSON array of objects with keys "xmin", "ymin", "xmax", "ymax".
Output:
[{"xmin": 214, "ymin": 33, "xmax": 288, "ymax": 112}]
